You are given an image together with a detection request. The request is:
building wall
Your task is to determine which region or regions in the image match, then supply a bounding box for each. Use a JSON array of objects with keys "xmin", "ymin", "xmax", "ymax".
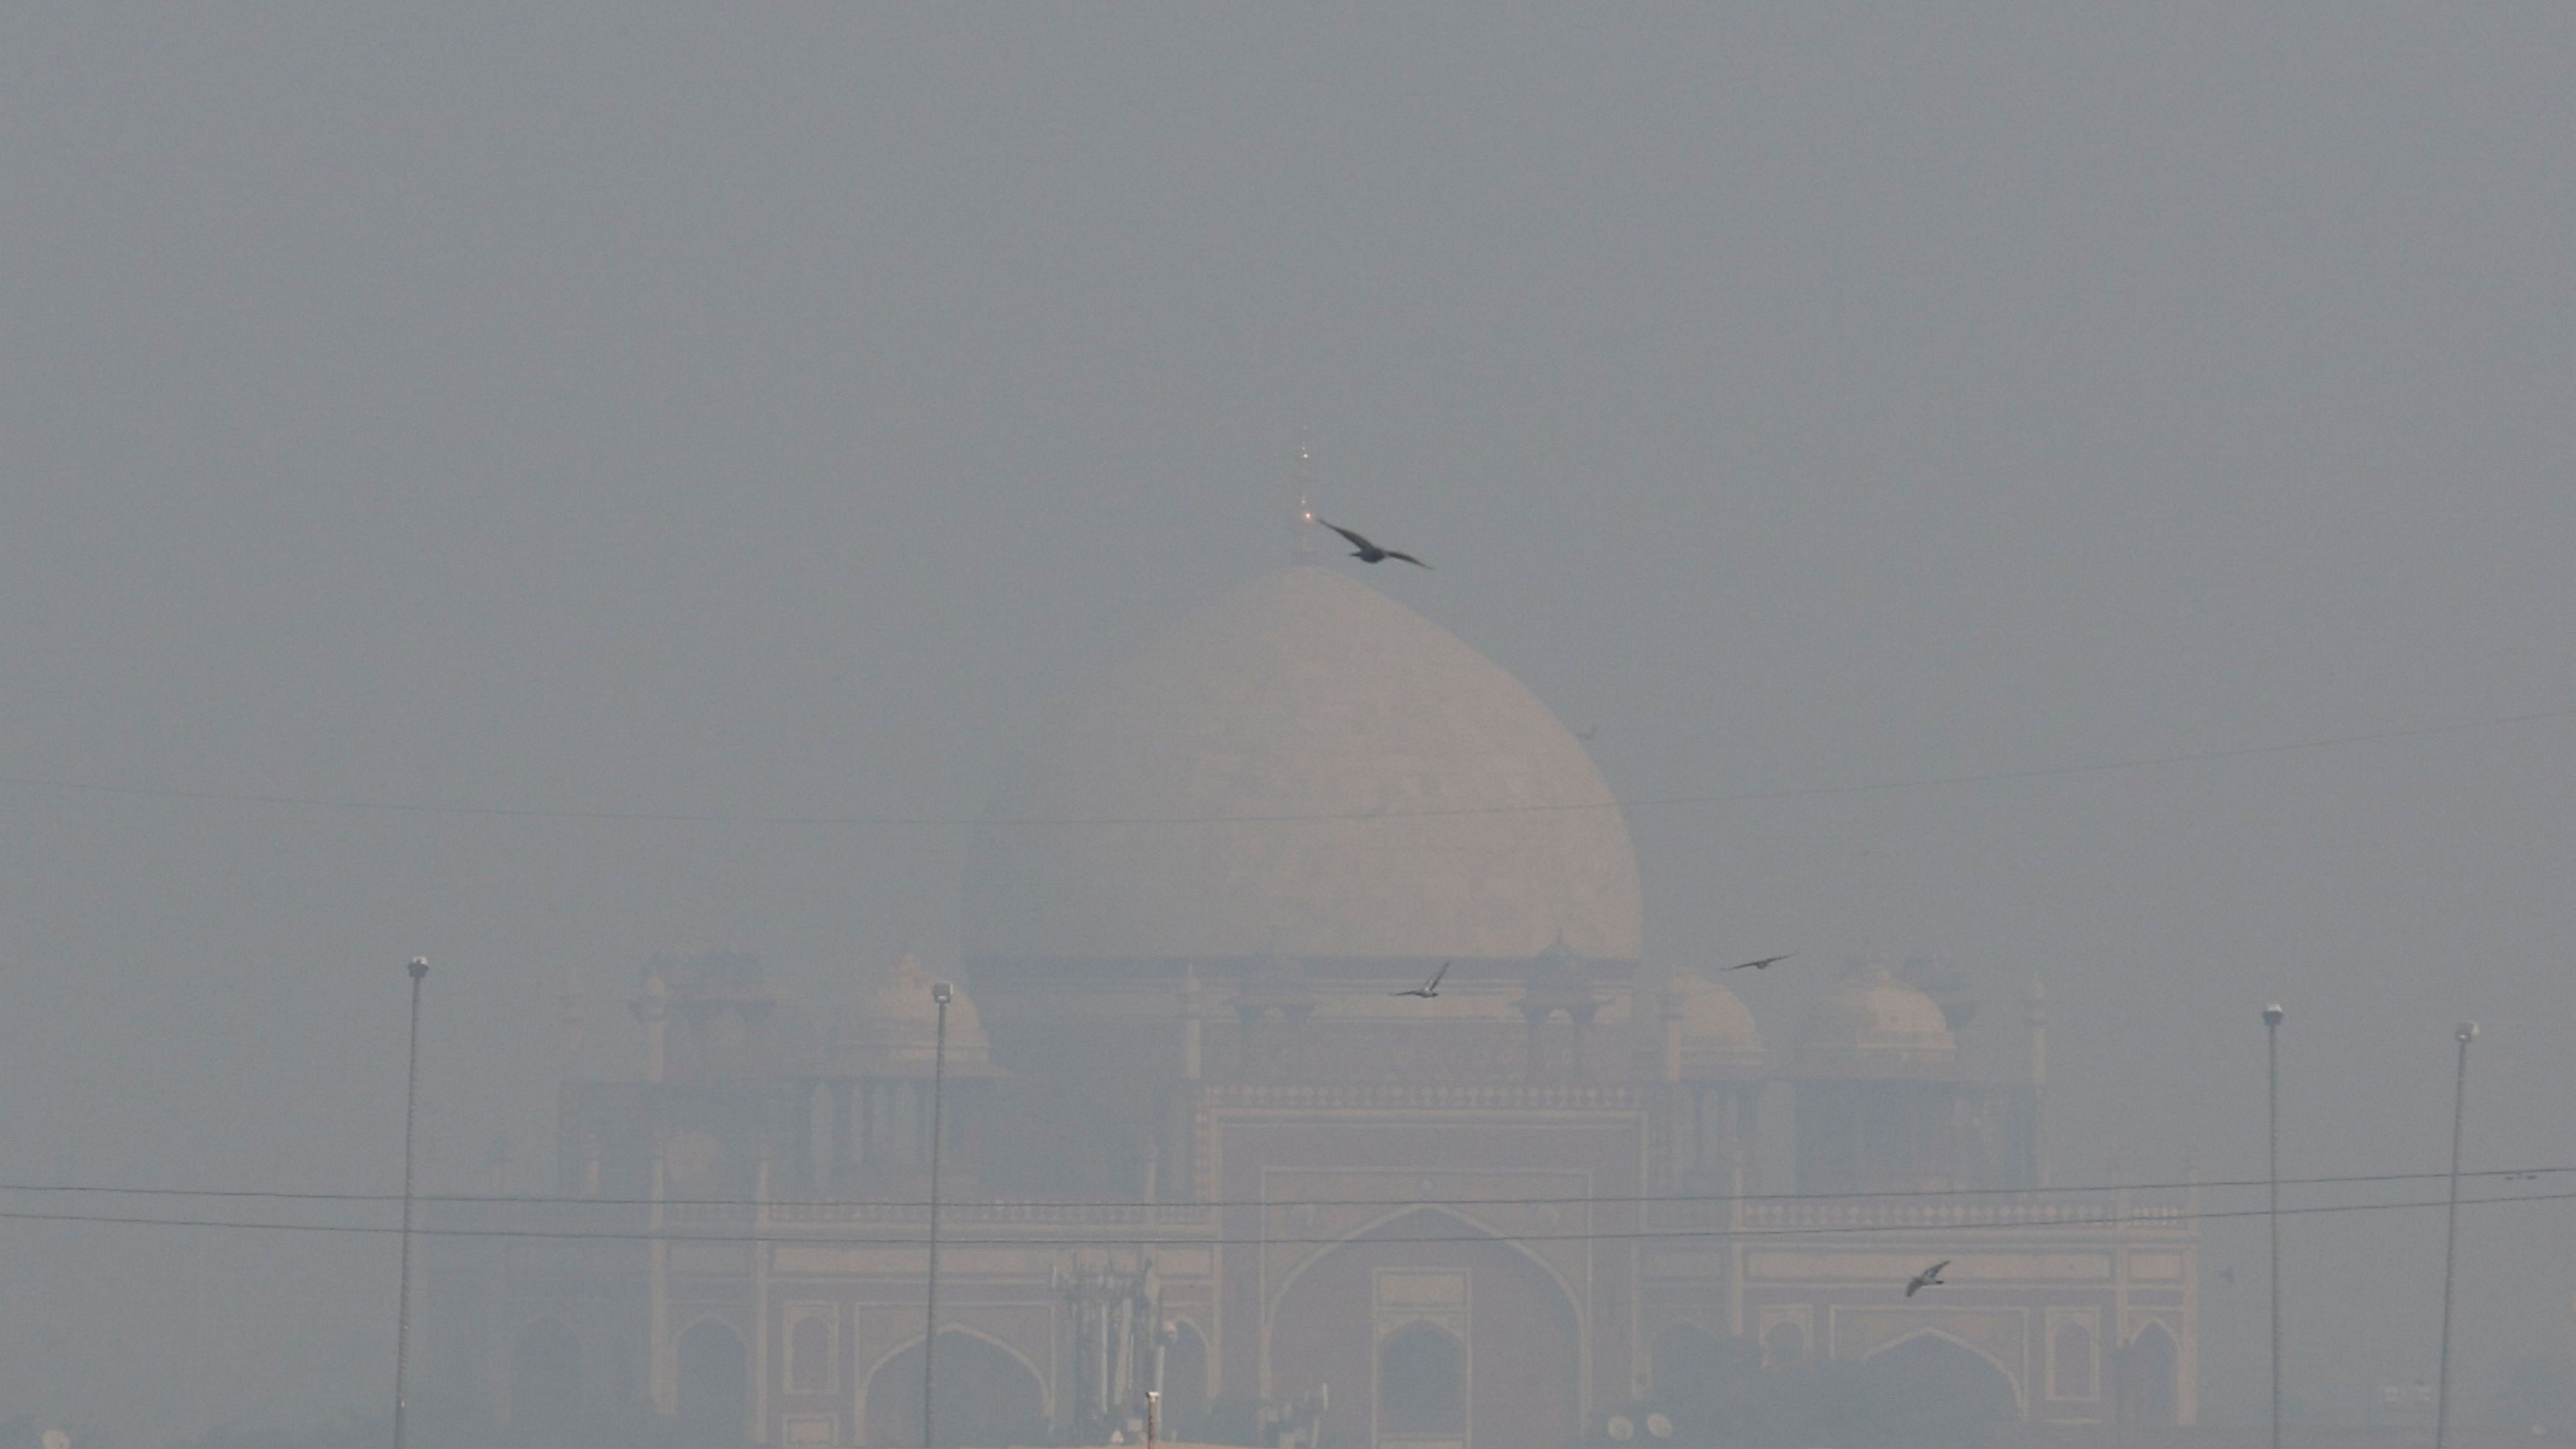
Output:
[{"xmin": 445, "ymin": 986, "xmax": 2192, "ymax": 1448}]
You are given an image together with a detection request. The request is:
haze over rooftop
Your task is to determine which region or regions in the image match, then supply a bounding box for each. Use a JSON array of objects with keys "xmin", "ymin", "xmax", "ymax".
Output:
[{"xmin": 0, "ymin": 4, "xmax": 2569, "ymax": 1440}]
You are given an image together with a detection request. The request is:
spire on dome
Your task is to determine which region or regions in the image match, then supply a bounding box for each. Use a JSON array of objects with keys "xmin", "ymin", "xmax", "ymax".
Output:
[{"xmin": 1285, "ymin": 428, "xmax": 1320, "ymax": 564}]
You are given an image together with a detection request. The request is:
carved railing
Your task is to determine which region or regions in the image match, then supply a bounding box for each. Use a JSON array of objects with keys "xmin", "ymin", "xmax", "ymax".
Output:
[
  {"xmin": 1201, "ymin": 1083, "xmax": 1646, "ymax": 1111},
  {"xmin": 762, "ymin": 1200, "xmax": 1215, "ymax": 1230},
  {"xmin": 1722, "ymin": 1194, "xmax": 2193, "ymax": 1234}
]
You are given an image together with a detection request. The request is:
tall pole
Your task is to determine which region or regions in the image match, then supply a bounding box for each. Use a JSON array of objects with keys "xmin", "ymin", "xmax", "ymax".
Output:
[
  {"xmin": 2264, "ymin": 1003, "xmax": 2284, "ymax": 1449},
  {"xmin": 393, "ymin": 957, "xmax": 430, "ymax": 1449},
  {"xmin": 923, "ymin": 981, "xmax": 952, "ymax": 1449},
  {"xmin": 2435, "ymin": 1021, "xmax": 2478, "ymax": 1449}
]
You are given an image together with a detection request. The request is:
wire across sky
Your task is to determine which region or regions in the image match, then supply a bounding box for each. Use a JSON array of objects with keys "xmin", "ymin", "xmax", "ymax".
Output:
[
  {"xmin": 0, "ymin": 1163, "xmax": 2563, "ymax": 1214},
  {"xmin": 0, "ymin": 1184, "xmax": 2566, "ymax": 1253}
]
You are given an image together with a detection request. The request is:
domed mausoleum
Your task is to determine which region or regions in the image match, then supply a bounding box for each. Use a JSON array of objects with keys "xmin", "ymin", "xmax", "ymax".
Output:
[
  {"xmin": 960, "ymin": 566, "xmax": 1648, "ymax": 1197},
  {"xmin": 440, "ymin": 567, "xmax": 2198, "ymax": 1449}
]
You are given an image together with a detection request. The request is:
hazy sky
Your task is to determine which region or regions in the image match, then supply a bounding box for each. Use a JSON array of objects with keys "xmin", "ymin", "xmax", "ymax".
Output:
[{"xmin": 0, "ymin": 4, "xmax": 2569, "ymax": 1439}]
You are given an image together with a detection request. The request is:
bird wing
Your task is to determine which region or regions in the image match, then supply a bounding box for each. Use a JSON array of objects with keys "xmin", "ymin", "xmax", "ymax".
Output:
[
  {"xmin": 1926, "ymin": 1260, "xmax": 1949, "ymax": 1279},
  {"xmin": 1426, "ymin": 963, "xmax": 1449, "ymax": 991},
  {"xmin": 1383, "ymin": 549, "xmax": 1432, "ymax": 568},
  {"xmin": 1315, "ymin": 518, "xmax": 1375, "ymax": 551}
]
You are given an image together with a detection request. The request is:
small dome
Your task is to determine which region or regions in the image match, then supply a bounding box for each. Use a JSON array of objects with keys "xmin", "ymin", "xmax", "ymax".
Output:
[
  {"xmin": 838, "ymin": 956, "xmax": 992, "ymax": 1074},
  {"xmin": 1791, "ymin": 961, "xmax": 1956, "ymax": 1079},
  {"xmin": 1662, "ymin": 972, "xmax": 1763, "ymax": 1078}
]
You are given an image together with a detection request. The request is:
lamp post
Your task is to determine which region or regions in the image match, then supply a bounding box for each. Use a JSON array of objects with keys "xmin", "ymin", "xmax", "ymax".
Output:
[
  {"xmin": 393, "ymin": 957, "xmax": 430, "ymax": 1449},
  {"xmin": 2434, "ymin": 1021, "xmax": 2478, "ymax": 1449},
  {"xmin": 922, "ymin": 980, "xmax": 952, "ymax": 1449},
  {"xmin": 2264, "ymin": 1002, "xmax": 2284, "ymax": 1449}
]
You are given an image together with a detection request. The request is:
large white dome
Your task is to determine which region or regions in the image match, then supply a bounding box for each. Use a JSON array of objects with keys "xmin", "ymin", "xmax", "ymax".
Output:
[{"xmin": 963, "ymin": 567, "xmax": 1642, "ymax": 968}]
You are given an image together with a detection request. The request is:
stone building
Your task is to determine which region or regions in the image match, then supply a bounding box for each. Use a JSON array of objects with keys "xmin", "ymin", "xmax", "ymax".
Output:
[{"xmin": 427, "ymin": 566, "xmax": 2195, "ymax": 1448}]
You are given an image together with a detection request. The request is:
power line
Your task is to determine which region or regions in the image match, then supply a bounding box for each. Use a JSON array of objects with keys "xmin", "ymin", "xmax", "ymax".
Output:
[
  {"xmin": 0, "ymin": 1184, "xmax": 2566, "ymax": 1250},
  {"xmin": 0, "ymin": 1163, "xmax": 2563, "ymax": 1214},
  {"xmin": 4, "ymin": 703, "xmax": 2572, "ymax": 831}
]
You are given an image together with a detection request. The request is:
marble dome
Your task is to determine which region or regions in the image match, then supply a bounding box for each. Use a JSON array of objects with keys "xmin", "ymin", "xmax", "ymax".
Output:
[{"xmin": 962, "ymin": 567, "xmax": 1642, "ymax": 971}]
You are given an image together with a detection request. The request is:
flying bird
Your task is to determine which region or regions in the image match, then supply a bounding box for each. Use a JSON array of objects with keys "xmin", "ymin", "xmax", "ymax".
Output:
[
  {"xmin": 1724, "ymin": 954, "xmax": 1794, "ymax": 972},
  {"xmin": 1393, "ymin": 963, "xmax": 1451, "ymax": 999},
  {"xmin": 1314, "ymin": 518, "xmax": 1431, "ymax": 568},
  {"xmin": 1905, "ymin": 1261, "xmax": 1950, "ymax": 1297}
]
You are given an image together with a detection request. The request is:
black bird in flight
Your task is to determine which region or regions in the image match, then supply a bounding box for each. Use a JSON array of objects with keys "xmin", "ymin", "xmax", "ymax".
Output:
[
  {"xmin": 1724, "ymin": 954, "xmax": 1794, "ymax": 972},
  {"xmin": 1315, "ymin": 518, "xmax": 1431, "ymax": 568},
  {"xmin": 1393, "ymin": 963, "xmax": 1450, "ymax": 999},
  {"xmin": 1905, "ymin": 1261, "xmax": 1950, "ymax": 1297}
]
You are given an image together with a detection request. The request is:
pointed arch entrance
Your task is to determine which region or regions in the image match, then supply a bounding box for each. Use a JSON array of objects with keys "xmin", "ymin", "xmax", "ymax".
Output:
[
  {"xmin": 863, "ymin": 1328, "xmax": 1047, "ymax": 1448},
  {"xmin": 1379, "ymin": 1321, "xmax": 1467, "ymax": 1434},
  {"xmin": 676, "ymin": 1319, "xmax": 749, "ymax": 1449},
  {"xmin": 1858, "ymin": 1331, "xmax": 2018, "ymax": 1449},
  {"xmin": 1162, "ymin": 1319, "xmax": 1211, "ymax": 1436},
  {"xmin": 2114, "ymin": 1322, "xmax": 2179, "ymax": 1425},
  {"xmin": 1267, "ymin": 1207, "xmax": 1581, "ymax": 1449}
]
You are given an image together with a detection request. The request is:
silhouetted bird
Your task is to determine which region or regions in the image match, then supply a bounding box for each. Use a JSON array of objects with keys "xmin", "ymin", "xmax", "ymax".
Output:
[
  {"xmin": 1316, "ymin": 518, "xmax": 1430, "ymax": 568},
  {"xmin": 1905, "ymin": 1261, "xmax": 1950, "ymax": 1297},
  {"xmin": 1393, "ymin": 963, "xmax": 1450, "ymax": 999},
  {"xmin": 1724, "ymin": 954, "xmax": 1794, "ymax": 972}
]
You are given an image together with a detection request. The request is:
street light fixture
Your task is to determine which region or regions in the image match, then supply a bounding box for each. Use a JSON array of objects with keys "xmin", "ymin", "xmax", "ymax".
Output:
[
  {"xmin": 2264, "ymin": 1002, "xmax": 2284, "ymax": 1449},
  {"xmin": 2435, "ymin": 1021, "xmax": 2478, "ymax": 1449},
  {"xmin": 923, "ymin": 980, "xmax": 953, "ymax": 1449},
  {"xmin": 393, "ymin": 957, "xmax": 430, "ymax": 1449}
]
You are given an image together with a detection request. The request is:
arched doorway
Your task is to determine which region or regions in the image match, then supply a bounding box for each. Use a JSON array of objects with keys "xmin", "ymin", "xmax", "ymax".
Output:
[
  {"xmin": 1858, "ymin": 1333, "xmax": 2017, "ymax": 1449},
  {"xmin": 676, "ymin": 1319, "xmax": 749, "ymax": 1449},
  {"xmin": 509, "ymin": 1319, "xmax": 580, "ymax": 1443},
  {"xmin": 2115, "ymin": 1322, "xmax": 2179, "ymax": 1426},
  {"xmin": 1267, "ymin": 1208, "xmax": 1581, "ymax": 1449},
  {"xmin": 1762, "ymin": 1319, "xmax": 1809, "ymax": 1370},
  {"xmin": 1649, "ymin": 1324, "xmax": 1735, "ymax": 1407},
  {"xmin": 863, "ymin": 1330, "xmax": 1047, "ymax": 1448},
  {"xmin": 1379, "ymin": 1322, "xmax": 1467, "ymax": 1434},
  {"xmin": 2050, "ymin": 1318, "xmax": 2097, "ymax": 1402},
  {"xmin": 1161, "ymin": 1319, "xmax": 1211, "ymax": 1436}
]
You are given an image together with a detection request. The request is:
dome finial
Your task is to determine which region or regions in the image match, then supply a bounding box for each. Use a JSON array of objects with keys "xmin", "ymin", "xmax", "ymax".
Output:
[{"xmin": 1286, "ymin": 427, "xmax": 1320, "ymax": 564}]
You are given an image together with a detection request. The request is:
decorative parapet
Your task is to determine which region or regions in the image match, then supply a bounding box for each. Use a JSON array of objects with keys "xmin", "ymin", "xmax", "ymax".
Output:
[
  {"xmin": 762, "ymin": 1200, "xmax": 1217, "ymax": 1232},
  {"xmin": 1632, "ymin": 1191, "xmax": 2198, "ymax": 1236},
  {"xmin": 1202, "ymin": 1083, "xmax": 1646, "ymax": 1112},
  {"xmin": 1722, "ymin": 1193, "xmax": 2193, "ymax": 1235}
]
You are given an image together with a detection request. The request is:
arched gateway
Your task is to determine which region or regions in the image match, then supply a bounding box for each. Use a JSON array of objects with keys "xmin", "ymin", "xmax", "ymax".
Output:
[
  {"xmin": 862, "ymin": 1330, "xmax": 1046, "ymax": 1448},
  {"xmin": 1268, "ymin": 1209, "xmax": 1582, "ymax": 1449}
]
